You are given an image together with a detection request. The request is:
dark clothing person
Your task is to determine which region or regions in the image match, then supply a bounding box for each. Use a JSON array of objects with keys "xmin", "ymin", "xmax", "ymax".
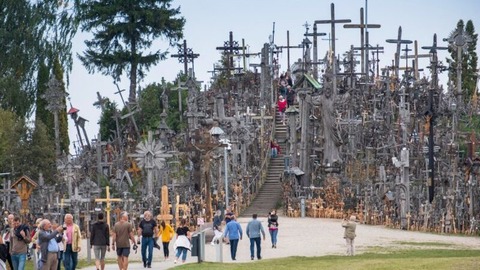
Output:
[
  {"xmin": 268, "ymin": 211, "xmax": 279, "ymax": 248},
  {"xmin": 90, "ymin": 221, "xmax": 110, "ymax": 247},
  {"xmin": 286, "ymin": 87, "xmax": 295, "ymax": 107}
]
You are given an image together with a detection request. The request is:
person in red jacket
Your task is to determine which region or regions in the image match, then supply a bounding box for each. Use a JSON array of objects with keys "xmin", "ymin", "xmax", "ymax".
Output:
[{"xmin": 277, "ymin": 95, "xmax": 287, "ymax": 125}]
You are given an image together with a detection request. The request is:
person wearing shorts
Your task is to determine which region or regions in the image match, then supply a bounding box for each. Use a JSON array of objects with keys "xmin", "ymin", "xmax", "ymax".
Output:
[
  {"xmin": 90, "ymin": 213, "xmax": 109, "ymax": 270},
  {"xmin": 111, "ymin": 212, "xmax": 136, "ymax": 270}
]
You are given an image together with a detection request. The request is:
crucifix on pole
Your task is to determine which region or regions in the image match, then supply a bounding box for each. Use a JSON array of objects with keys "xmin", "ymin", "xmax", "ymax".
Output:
[
  {"xmin": 171, "ymin": 40, "xmax": 200, "ymax": 77},
  {"xmin": 315, "ymin": 3, "xmax": 351, "ymax": 95},
  {"xmin": 95, "ymin": 186, "xmax": 122, "ymax": 229}
]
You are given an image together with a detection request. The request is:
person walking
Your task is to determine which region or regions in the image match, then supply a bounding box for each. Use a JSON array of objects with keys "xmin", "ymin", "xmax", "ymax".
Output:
[
  {"xmin": 111, "ymin": 212, "xmax": 137, "ymax": 270},
  {"xmin": 10, "ymin": 216, "xmax": 31, "ymax": 270},
  {"xmin": 210, "ymin": 210, "xmax": 223, "ymax": 245},
  {"xmin": 52, "ymin": 223, "xmax": 66, "ymax": 270},
  {"xmin": 90, "ymin": 213, "xmax": 110, "ymax": 270},
  {"xmin": 173, "ymin": 219, "xmax": 190, "ymax": 264},
  {"xmin": 277, "ymin": 95, "xmax": 287, "ymax": 125},
  {"xmin": 342, "ymin": 215, "xmax": 357, "ymax": 256},
  {"xmin": 222, "ymin": 215, "xmax": 242, "ymax": 261},
  {"xmin": 38, "ymin": 219, "xmax": 63, "ymax": 270},
  {"xmin": 63, "ymin": 214, "xmax": 81, "ymax": 270},
  {"xmin": 286, "ymin": 85, "xmax": 295, "ymax": 107},
  {"xmin": 3, "ymin": 213, "xmax": 14, "ymax": 270},
  {"xmin": 137, "ymin": 211, "xmax": 157, "ymax": 268},
  {"xmin": 0, "ymin": 233, "xmax": 6, "ymax": 270},
  {"xmin": 246, "ymin": 214, "xmax": 265, "ymax": 260},
  {"xmin": 267, "ymin": 209, "xmax": 279, "ymax": 248},
  {"xmin": 157, "ymin": 221, "xmax": 174, "ymax": 261}
]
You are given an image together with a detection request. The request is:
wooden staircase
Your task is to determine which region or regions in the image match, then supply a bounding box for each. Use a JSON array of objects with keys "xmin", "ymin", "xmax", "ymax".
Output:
[{"xmin": 242, "ymin": 113, "xmax": 286, "ymax": 217}]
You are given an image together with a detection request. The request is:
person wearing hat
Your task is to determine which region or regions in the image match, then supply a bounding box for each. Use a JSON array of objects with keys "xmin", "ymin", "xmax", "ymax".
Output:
[{"xmin": 341, "ymin": 215, "xmax": 357, "ymax": 256}]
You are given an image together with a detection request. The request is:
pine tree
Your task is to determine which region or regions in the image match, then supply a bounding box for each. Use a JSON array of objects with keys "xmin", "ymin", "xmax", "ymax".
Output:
[
  {"xmin": 78, "ymin": 0, "xmax": 185, "ymax": 103},
  {"xmin": 464, "ymin": 20, "xmax": 478, "ymax": 102}
]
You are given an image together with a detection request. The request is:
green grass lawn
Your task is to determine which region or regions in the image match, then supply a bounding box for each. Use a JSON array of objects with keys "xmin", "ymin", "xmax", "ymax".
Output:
[
  {"xmin": 20, "ymin": 248, "xmax": 480, "ymax": 270},
  {"xmin": 173, "ymin": 249, "xmax": 480, "ymax": 270}
]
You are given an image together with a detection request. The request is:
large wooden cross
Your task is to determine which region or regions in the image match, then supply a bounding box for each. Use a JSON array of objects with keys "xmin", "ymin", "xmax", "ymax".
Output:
[{"xmin": 95, "ymin": 186, "xmax": 121, "ymax": 228}]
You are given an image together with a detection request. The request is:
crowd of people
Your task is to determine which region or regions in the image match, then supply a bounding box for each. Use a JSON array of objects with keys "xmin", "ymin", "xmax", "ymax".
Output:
[{"xmin": 0, "ymin": 208, "xmax": 358, "ymax": 269}]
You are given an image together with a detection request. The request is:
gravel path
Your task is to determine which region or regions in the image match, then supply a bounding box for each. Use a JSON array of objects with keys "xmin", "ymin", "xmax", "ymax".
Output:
[{"xmin": 79, "ymin": 216, "xmax": 479, "ymax": 269}]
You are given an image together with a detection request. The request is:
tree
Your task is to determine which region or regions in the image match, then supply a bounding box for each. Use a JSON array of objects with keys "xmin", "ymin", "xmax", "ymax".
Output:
[
  {"xmin": 52, "ymin": 57, "xmax": 70, "ymax": 155},
  {"xmin": 447, "ymin": 19, "xmax": 478, "ymax": 104},
  {"xmin": 78, "ymin": 0, "xmax": 185, "ymax": 103},
  {"xmin": 98, "ymin": 99, "xmax": 120, "ymax": 142},
  {"xmin": 35, "ymin": 61, "xmax": 53, "ymax": 139},
  {"xmin": 0, "ymin": 0, "xmax": 78, "ymax": 118}
]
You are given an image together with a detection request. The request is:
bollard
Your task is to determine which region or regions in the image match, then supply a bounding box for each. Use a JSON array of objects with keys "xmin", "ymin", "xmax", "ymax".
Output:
[
  {"xmin": 191, "ymin": 229, "xmax": 207, "ymax": 263},
  {"xmin": 301, "ymin": 197, "xmax": 305, "ymax": 218},
  {"xmin": 215, "ymin": 237, "xmax": 223, "ymax": 262}
]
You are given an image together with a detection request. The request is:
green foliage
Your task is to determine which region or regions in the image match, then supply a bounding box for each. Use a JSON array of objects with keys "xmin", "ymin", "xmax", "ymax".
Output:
[
  {"xmin": 138, "ymin": 83, "xmax": 163, "ymax": 131},
  {"xmin": 137, "ymin": 80, "xmax": 188, "ymax": 134},
  {"xmin": 98, "ymin": 99, "xmax": 119, "ymax": 142},
  {"xmin": 464, "ymin": 20, "xmax": 478, "ymax": 102},
  {"xmin": 0, "ymin": 0, "xmax": 78, "ymax": 118},
  {"xmin": 447, "ymin": 19, "xmax": 478, "ymax": 104},
  {"xmin": 35, "ymin": 61, "xmax": 54, "ymax": 139},
  {"xmin": 27, "ymin": 121, "xmax": 57, "ymax": 183},
  {"xmin": 0, "ymin": 110, "xmax": 24, "ymax": 174},
  {"xmin": 77, "ymin": 0, "xmax": 185, "ymax": 102},
  {"xmin": 52, "ymin": 56, "xmax": 70, "ymax": 155}
]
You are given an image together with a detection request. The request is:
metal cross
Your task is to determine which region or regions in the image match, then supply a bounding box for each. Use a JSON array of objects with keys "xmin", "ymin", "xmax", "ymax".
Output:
[
  {"xmin": 171, "ymin": 40, "xmax": 200, "ymax": 77},
  {"xmin": 216, "ymin": 31, "xmax": 246, "ymax": 75}
]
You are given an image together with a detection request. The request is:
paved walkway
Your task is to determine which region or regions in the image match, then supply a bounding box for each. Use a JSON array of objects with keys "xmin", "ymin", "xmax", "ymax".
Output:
[{"xmin": 79, "ymin": 216, "xmax": 479, "ymax": 269}]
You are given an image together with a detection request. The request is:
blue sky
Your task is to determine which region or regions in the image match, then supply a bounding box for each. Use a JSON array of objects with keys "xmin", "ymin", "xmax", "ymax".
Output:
[{"xmin": 67, "ymin": 0, "xmax": 480, "ymax": 153}]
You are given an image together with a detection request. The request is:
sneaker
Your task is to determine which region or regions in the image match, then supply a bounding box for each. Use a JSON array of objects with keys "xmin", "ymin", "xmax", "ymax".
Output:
[
  {"xmin": 143, "ymin": 262, "xmax": 146, "ymax": 268},
  {"xmin": 251, "ymin": 257, "xmax": 254, "ymax": 260},
  {"xmin": 147, "ymin": 265, "xmax": 151, "ymax": 268},
  {"xmin": 210, "ymin": 242, "xmax": 215, "ymax": 246},
  {"xmin": 174, "ymin": 260, "xmax": 177, "ymax": 264},
  {"xmin": 258, "ymin": 256, "xmax": 262, "ymax": 260}
]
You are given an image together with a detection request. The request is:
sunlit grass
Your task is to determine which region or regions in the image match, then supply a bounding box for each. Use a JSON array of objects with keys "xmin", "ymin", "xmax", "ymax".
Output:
[{"xmin": 173, "ymin": 249, "xmax": 480, "ymax": 270}]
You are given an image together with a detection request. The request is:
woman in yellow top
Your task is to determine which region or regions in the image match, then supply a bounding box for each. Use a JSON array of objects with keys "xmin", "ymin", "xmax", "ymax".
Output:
[{"xmin": 157, "ymin": 221, "xmax": 174, "ymax": 260}]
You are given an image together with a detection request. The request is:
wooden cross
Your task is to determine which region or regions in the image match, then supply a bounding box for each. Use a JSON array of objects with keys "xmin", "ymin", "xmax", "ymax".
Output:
[
  {"xmin": 344, "ymin": 7, "xmax": 381, "ymax": 78},
  {"xmin": 95, "ymin": 186, "xmax": 122, "ymax": 229},
  {"xmin": 157, "ymin": 185, "xmax": 173, "ymax": 222},
  {"xmin": 315, "ymin": 3, "xmax": 351, "ymax": 94},
  {"xmin": 11, "ymin": 175, "xmax": 37, "ymax": 215},
  {"xmin": 127, "ymin": 158, "xmax": 141, "ymax": 177},
  {"xmin": 386, "ymin": 26, "xmax": 412, "ymax": 79}
]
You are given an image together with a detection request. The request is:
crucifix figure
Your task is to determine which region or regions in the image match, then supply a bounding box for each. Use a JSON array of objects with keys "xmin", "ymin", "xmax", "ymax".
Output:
[{"xmin": 95, "ymin": 186, "xmax": 122, "ymax": 229}]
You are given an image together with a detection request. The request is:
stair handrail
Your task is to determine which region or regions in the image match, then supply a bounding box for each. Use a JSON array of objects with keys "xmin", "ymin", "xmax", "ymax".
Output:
[{"xmin": 243, "ymin": 106, "xmax": 276, "ymax": 198}]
